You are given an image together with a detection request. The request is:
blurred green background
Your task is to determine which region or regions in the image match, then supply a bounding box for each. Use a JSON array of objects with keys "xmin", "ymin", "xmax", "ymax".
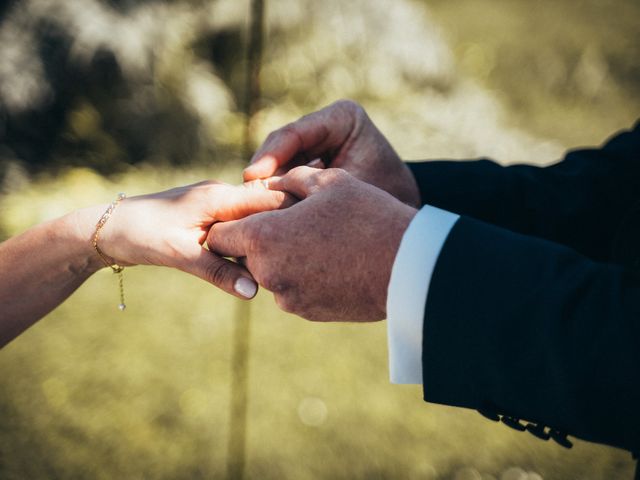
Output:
[{"xmin": 1, "ymin": 0, "xmax": 639, "ymax": 479}]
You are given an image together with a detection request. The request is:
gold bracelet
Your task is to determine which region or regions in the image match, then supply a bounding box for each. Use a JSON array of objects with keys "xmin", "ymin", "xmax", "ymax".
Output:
[{"xmin": 92, "ymin": 193, "xmax": 127, "ymax": 311}]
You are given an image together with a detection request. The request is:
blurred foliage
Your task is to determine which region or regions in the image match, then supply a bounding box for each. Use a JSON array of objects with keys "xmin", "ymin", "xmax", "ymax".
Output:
[
  {"xmin": 0, "ymin": 0, "xmax": 249, "ymax": 176},
  {"xmin": 425, "ymin": 0, "xmax": 640, "ymax": 147},
  {"xmin": 0, "ymin": 0, "xmax": 639, "ymax": 479},
  {"xmin": 1, "ymin": 0, "xmax": 637, "ymax": 179}
]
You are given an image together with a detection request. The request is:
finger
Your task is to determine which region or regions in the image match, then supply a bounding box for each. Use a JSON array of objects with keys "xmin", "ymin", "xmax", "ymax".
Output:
[
  {"xmin": 180, "ymin": 244, "xmax": 258, "ymax": 299},
  {"xmin": 242, "ymin": 154, "xmax": 280, "ymax": 181},
  {"xmin": 206, "ymin": 219, "xmax": 250, "ymax": 258},
  {"xmin": 244, "ymin": 121, "xmax": 328, "ymax": 180},
  {"xmin": 267, "ymin": 166, "xmax": 327, "ymax": 199},
  {"xmin": 214, "ymin": 186, "xmax": 296, "ymax": 222},
  {"xmin": 243, "ymin": 101, "xmax": 356, "ymax": 181},
  {"xmin": 242, "ymin": 179, "xmax": 270, "ymax": 190},
  {"xmin": 272, "ymin": 155, "xmax": 325, "ymax": 177}
]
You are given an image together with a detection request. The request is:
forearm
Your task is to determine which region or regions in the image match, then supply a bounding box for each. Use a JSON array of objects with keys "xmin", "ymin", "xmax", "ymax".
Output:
[{"xmin": 0, "ymin": 206, "xmax": 104, "ymax": 347}]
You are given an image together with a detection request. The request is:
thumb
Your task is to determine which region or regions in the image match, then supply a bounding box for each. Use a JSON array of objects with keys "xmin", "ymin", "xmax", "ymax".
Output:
[
  {"xmin": 180, "ymin": 244, "xmax": 258, "ymax": 300},
  {"xmin": 243, "ymin": 155, "xmax": 280, "ymax": 181}
]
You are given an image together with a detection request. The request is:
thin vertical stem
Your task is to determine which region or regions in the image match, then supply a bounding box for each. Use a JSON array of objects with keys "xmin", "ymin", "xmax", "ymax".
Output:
[
  {"xmin": 227, "ymin": 301, "xmax": 252, "ymax": 480},
  {"xmin": 227, "ymin": 1, "xmax": 264, "ymax": 479},
  {"xmin": 242, "ymin": 0, "xmax": 265, "ymax": 160}
]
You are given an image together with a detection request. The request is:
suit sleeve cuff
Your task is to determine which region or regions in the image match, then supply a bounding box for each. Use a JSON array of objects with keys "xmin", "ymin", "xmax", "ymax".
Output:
[{"xmin": 386, "ymin": 205, "xmax": 460, "ymax": 384}]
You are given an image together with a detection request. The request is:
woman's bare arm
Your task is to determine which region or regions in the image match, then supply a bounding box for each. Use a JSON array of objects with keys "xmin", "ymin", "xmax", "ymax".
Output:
[{"xmin": 0, "ymin": 181, "xmax": 292, "ymax": 347}]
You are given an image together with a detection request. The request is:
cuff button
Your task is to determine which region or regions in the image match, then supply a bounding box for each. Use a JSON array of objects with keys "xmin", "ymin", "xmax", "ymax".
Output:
[
  {"xmin": 526, "ymin": 423, "xmax": 550, "ymax": 440},
  {"xmin": 550, "ymin": 430, "xmax": 573, "ymax": 449},
  {"xmin": 501, "ymin": 416, "xmax": 526, "ymax": 431},
  {"xmin": 477, "ymin": 408, "xmax": 500, "ymax": 422}
]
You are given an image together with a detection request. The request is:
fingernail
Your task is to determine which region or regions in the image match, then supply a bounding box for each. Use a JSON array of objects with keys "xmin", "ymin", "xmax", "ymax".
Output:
[
  {"xmin": 306, "ymin": 158, "xmax": 324, "ymax": 168},
  {"xmin": 234, "ymin": 277, "xmax": 258, "ymax": 299}
]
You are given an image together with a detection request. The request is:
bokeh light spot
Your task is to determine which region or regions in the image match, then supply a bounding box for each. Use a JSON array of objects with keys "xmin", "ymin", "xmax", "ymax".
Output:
[
  {"xmin": 297, "ymin": 397, "xmax": 328, "ymax": 427},
  {"xmin": 500, "ymin": 466, "xmax": 536, "ymax": 480}
]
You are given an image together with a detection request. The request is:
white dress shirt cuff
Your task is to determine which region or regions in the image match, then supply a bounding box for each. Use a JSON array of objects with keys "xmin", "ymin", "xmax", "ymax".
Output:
[{"xmin": 386, "ymin": 205, "xmax": 460, "ymax": 384}]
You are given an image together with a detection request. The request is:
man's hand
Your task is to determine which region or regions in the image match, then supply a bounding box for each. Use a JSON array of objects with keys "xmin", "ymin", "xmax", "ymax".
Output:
[
  {"xmin": 243, "ymin": 100, "xmax": 421, "ymax": 208},
  {"xmin": 207, "ymin": 167, "xmax": 417, "ymax": 321}
]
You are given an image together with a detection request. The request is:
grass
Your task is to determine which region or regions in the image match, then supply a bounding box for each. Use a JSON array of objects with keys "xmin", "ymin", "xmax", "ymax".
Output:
[{"xmin": 0, "ymin": 166, "xmax": 635, "ymax": 480}]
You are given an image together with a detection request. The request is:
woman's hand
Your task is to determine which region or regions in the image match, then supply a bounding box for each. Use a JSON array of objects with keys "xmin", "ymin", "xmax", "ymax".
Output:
[
  {"xmin": 0, "ymin": 179, "xmax": 292, "ymax": 347},
  {"xmin": 73, "ymin": 180, "xmax": 294, "ymax": 299}
]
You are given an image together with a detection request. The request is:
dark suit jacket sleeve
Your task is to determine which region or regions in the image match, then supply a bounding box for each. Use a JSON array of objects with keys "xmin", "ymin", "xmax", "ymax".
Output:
[
  {"xmin": 423, "ymin": 216, "xmax": 640, "ymax": 453},
  {"xmin": 407, "ymin": 121, "xmax": 640, "ymax": 263},
  {"xmin": 410, "ymin": 121, "xmax": 640, "ymax": 453}
]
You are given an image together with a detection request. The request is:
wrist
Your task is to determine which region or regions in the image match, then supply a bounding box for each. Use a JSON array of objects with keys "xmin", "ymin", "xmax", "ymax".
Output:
[{"xmin": 62, "ymin": 206, "xmax": 110, "ymax": 274}]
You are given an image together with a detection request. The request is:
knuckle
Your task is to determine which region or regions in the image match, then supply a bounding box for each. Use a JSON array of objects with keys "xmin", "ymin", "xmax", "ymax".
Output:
[
  {"xmin": 289, "ymin": 165, "xmax": 319, "ymax": 182},
  {"xmin": 280, "ymin": 123, "xmax": 299, "ymax": 140},
  {"xmin": 306, "ymin": 172, "xmax": 326, "ymax": 193},
  {"xmin": 334, "ymin": 99, "xmax": 363, "ymax": 115},
  {"xmin": 265, "ymin": 128, "xmax": 281, "ymax": 142},
  {"xmin": 261, "ymin": 272, "xmax": 285, "ymax": 294},
  {"xmin": 274, "ymin": 292, "xmax": 297, "ymax": 314},
  {"xmin": 333, "ymin": 98, "xmax": 356, "ymax": 109},
  {"xmin": 288, "ymin": 165, "xmax": 308, "ymax": 176},
  {"xmin": 243, "ymin": 212, "xmax": 285, "ymax": 253},
  {"xmin": 205, "ymin": 260, "xmax": 231, "ymax": 288},
  {"xmin": 259, "ymin": 272, "xmax": 275, "ymax": 291},
  {"xmin": 248, "ymin": 220, "xmax": 272, "ymax": 250},
  {"xmin": 329, "ymin": 167, "xmax": 350, "ymax": 180},
  {"xmin": 318, "ymin": 167, "xmax": 349, "ymax": 187},
  {"xmin": 287, "ymin": 165, "xmax": 331, "ymax": 191}
]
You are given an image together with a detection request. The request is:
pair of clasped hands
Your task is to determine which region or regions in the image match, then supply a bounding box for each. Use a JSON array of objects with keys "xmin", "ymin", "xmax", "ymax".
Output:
[{"xmin": 102, "ymin": 101, "xmax": 420, "ymax": 322}]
